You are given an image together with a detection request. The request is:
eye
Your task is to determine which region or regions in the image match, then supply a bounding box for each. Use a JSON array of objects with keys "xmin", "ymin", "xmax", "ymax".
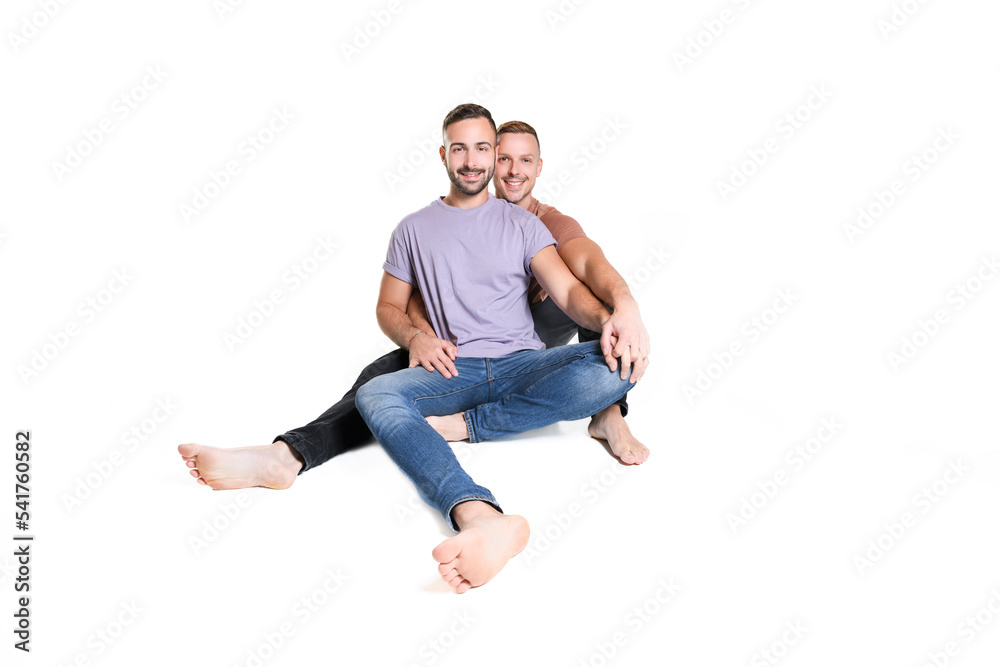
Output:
[{"xmin": 498, "ymin": 157, "xmax": 508, "ymax": 162}]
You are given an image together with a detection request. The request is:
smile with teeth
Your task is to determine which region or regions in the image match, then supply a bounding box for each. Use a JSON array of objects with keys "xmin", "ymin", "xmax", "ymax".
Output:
[
  {"xmin": 503, "ymin": 178, "xmax": 525, "ymax": 189},
  {"xmin": 460, "ymin": 171, "xmax": 483, "ymax": 179}
]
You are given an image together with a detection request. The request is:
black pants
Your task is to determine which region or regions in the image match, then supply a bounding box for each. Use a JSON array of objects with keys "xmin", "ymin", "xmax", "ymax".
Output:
[{"xmin": 274, "ymin": 297, "xmax": 629, "ymax": 473}]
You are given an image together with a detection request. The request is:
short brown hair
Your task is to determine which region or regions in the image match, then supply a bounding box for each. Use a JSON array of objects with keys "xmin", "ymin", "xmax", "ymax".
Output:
[
  {"xmin": 442, "ymin": 104, "xmax": 497, "ymax": 141},
  {"xmin": 497, "ymin": 120, "xmax": 540, "ymax": 152}
]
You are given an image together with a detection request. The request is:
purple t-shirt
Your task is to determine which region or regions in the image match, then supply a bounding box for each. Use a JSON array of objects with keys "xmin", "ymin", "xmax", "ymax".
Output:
[{"xmin": 383, "ymin": 194, "xmax": 556, "ymax": 358}]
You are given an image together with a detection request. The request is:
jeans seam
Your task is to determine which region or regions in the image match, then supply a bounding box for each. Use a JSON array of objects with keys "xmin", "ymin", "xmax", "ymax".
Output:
[
  {"xmin": 411, "ymin": 379, "xmax": 492, "ymax": 405},
  {"xmin": 516, "ymin": 351, "xmax": 622, "ymax": 419},
  {"xmin": 490, "ymin": 352, "xmax": 588, "ymax": 381},
  {"xmin": 464, "ymin": 411, "xmax": 478, "ymax": 443}
]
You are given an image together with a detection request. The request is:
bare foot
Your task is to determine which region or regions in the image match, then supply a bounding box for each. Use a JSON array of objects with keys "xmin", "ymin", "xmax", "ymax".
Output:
[
  {"xmin": 588, "ymin": 405, "xmax": 650, "ymax": 465},
  {"xmin": 432, "ymin": 501, "xmax": 529, "ymax": 594},
  {"xmin": 177, "ymin": 441, "xmax": 303, "ymax": 490},
  {"xmin": 425, "ymin": 413, "xmax": 469, "ymax": 442}
]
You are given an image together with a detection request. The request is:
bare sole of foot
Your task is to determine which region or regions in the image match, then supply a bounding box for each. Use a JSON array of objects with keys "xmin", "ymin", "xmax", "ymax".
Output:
[
  {"xmin": 432, "ymin": 503, "xmax": 529, "ymax": 594},
  {"xmin": 588, "ymin": 405, "xmax": 650, "ymax": 465},
  {"xmin": 177, "ymin": 441, "xmax": 302, "ymax": 490}
]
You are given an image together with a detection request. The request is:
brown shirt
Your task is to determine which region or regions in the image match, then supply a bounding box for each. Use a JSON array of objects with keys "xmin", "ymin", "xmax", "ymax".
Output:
[{"xmin": 525, "ymin": 198, "xmax": 588, "ymax": 304}]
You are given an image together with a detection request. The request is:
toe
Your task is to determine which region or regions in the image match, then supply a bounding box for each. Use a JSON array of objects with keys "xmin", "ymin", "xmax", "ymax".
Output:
[
  {"xmin": 432, "ymin": 537, "xmax": 462, "ymax": 564},
  {"xmin": 178, "ymin": 443, "xmax": 199, "ymax": 458},
  {"xmin": 438, "ymin": 561, "xmax": 458, "ymax": 577},
  {"xmin": 455, "ymin": 580, "xmax": 472, "ymax": 594}
]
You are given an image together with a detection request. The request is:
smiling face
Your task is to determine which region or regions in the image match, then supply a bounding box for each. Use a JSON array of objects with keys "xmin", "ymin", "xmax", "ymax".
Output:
[
  {"xmin": 441, "ymin": 117, "xmax": 496, "ymax": 197},
  {"xmin": 493, "ymin": 131, "xmax": 543, "ymax": 205}
]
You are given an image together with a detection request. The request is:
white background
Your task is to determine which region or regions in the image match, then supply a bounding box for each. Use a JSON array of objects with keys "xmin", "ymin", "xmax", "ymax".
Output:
[{"xmin": 2, "ymin": 1, "xmax": 999, "ymax": 665}]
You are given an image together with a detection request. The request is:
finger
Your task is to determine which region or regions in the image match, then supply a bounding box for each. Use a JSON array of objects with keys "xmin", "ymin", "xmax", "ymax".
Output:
[
  {"xmin": 604, "ymin": 344, "xmax": 618, "ymax": 373},
  {"xmin": 600, "ymin": 325, "xmax": 614, "ymax": 359},
  {"xmin": 442, "ymin": 352, "xmax": 459, "ymax": 377},
  {"xmin": 446, "ymin": 343, "xmax": 458, "ymax": 361},
  {"xmin": 421, "ymin": 360, "xmax": 435, "ymax": 373},
  {"xmin": 430, "ymin": 356, "xmax": 452, "ymax": 379},
  {"xmin": 620, "ymin": 346, "xmax": 632, "ymax": 381},
  {"xmin": 408, "ymin": 357, "xmax": 419, "ymax": 369},
  {"xmin": 612, "ymin": 335, "xmax": 630, "ymax": 359},
  {"xmin": 631, "ymin": 355, "xmax": 649, "ymax": 383},
  {"xmin": 628, "ymin": 341, "xmax": 643, "ymax": 377}
]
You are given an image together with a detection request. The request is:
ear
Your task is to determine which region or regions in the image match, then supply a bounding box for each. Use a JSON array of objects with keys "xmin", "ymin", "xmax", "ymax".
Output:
[
  {"xmin": 536, "ymin": 157, "xmax": 543, "ymax": 177},
  {"xmin": 439, "ymin": 144, "xmax": 446, "ymax": 164}
]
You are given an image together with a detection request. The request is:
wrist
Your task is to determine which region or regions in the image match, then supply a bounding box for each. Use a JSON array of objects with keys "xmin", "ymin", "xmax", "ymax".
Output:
[
  {"xmin": 610, "ymin": 295, "xmax": 638, "ymax": 315},
  {"xmin": 406, "ymin": 329, "xmax": 425, "ymax": 349}
]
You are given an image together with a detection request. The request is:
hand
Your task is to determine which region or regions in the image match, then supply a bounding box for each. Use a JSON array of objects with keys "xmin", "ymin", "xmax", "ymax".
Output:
[
  {"xmin": 408, "ymin": 333, "xmax": 459, "ymax": 379},
  {"xmin": 532, "ymin": 288, "xmax": 549, "ymax": 303},
  {"xmin": 599, "ymin": 300, "xmax": 651, "ymax": 383}
]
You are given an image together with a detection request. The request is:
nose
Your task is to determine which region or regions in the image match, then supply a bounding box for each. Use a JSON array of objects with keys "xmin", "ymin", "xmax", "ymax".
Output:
[{"xmin": 462, "ymin": 151, "xmax": 481, "ymax": 171}]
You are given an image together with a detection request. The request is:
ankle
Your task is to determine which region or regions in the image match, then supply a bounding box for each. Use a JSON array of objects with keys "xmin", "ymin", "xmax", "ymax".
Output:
[
  {"xmin": 272, "ymin": 440, "xmax": 304, "ymax": 474},
  {"xmin": 451, "ymin": 500, "xmax": 501, "ymax": 529},
  {"xmin": 598, "ymin": 407, "xmax": 629, "ymax": 430}
]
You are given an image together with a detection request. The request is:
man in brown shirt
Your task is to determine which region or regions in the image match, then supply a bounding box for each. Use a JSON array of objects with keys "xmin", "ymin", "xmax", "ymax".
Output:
[{"xmin": 493, "ymin": 121, "xmax": 650, "ymax": 463}]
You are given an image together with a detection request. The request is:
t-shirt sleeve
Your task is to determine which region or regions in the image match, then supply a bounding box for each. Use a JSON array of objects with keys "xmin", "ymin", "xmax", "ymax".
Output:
[
  {"xmin": 521, "ymin": 214, "xmax": 557, "ymax": 277},
  {"xmin": 540, "ymin": 210, "xmax": 588, "ymax": 247},
  {"xmin": 382, "ymin": 222, "xmax": 414, "ymax": 284}
]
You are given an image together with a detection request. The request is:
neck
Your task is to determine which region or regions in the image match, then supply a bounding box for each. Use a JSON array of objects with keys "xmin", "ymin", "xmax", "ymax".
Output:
[
  {"xmin": 442, "ymin": 186, "xmax": 489, "ymax": 210},
  {"xmin": 513, "ymin": 193, "xmax": 537, "ymax": 212}
]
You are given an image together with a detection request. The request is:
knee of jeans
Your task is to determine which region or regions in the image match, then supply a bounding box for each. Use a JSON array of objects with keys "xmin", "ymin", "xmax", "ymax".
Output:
[
  {"xmin": 355, "ymin": 377, "xmax": 389, "ymax": 421},
  {"xmin": 591, "ymin": 358, "xmax": 632, "ymax": 398}
]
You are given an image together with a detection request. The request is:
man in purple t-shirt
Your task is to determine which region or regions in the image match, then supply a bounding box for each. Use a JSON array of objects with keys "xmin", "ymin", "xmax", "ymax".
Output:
[
  {"xmin": 382, "ymin": 192, "xmax": 555, "ymax": 358},
  {"xmin": 352, "ymin": 104, "xmax": 637, "ymax": 594}
]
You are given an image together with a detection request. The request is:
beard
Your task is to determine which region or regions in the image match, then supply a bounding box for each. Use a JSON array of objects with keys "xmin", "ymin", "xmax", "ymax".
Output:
[{"xmin": 447, "ymin": 162, "xmax": 495, "ymax": 196}]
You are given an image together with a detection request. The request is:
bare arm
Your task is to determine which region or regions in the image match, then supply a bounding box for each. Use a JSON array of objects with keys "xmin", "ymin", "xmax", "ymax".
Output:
[
  {"xmin": 405, "ymin": 289, "xmax": 436, "ymax": 337},
  {"xmin": 376, "ymin": 272, "xmax": 459, "ymax": 378},
  {"xmin": 558, "ymin": 238, "xmax": 632, "ymax": 311},
  {"xmin": 530, "ymin": 245, "xmax": 609, "ymax": 331},
  {"xmin": 375, "ymin": 271, "xmax": 419, "ymax": 348},
  {"xmin": 558, "ymin": 237, "xmax": 651, "ymax": 382},
  {"xmin": 529, "ymin": 246, "xmax": 622, "ymax": 374}
]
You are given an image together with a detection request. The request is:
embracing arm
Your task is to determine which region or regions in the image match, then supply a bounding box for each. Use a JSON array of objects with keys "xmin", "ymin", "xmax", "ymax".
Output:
[
  {"xmin": 558, "ymin": 237, "xmax": 651, "ymax": 381},
  {"xmin": 530, "ymin": 245, "xmax": 610, "ymax": 332},
  {"xmin": 559, "ymin": 238, "xmax": 633, "ymax": 312},
  {"xmin": 376, "ymin": 272, "xmax": 459, "ymax": 378},
  {"xmin": 529, "ymin": 245, "xmax": 621, "ymax": 373},
  {"xmin": 375, "ymin": 271, "xmax": 420, "ymax": 348},
  {"xmin": 405, "ymin": 289, "xmax": 435, "ymax": 337}
]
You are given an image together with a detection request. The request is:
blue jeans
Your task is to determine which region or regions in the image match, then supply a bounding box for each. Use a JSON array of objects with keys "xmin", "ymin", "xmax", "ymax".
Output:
[
  {"xmin": 273, "ymin": 296, "xmax": 627, "ymax": 472},
  {"xmin": 355, "ymin": 340, "xmax": 634, "ymax": 530}
]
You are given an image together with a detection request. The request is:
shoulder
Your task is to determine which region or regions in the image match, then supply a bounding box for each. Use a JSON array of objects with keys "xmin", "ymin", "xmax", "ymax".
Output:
[
  {"xmin": 392, "ymin": 199, "xmax": 440, "ymax": 236},
  {"xmin": 536, "ymin": 204, "xmax": 587, "ymax": 245},
  {"xmin": 402, "ymin": 199, "xmax": 441, "ymax": 225},
  {"xmin": 538, "ymin": 204, "xmax": 583, "ymax": 231},
  {"xmin": 491, "ymin": 196, "xmax": 547, "ymax": 231}
]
